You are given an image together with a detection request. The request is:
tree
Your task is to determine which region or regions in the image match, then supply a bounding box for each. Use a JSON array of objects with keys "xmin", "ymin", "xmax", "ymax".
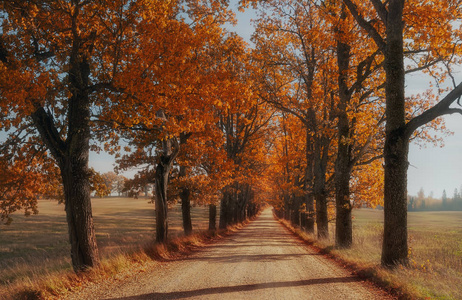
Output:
[
  {"xmin": 343, "ymin": 0, "xmax": 462, "ymax": 267},
  {"xmin": 252, "ymin": 0, "xmax": 338, "ymax": 237},
  {"xmin": 251, "ymin": 0, "xmax": 385, "ymax": 243},
  {"xmin": 154, "ymin": 111, "xmax": 180, "ymax": 243},
  {"xmin": 217, "ymin": 53, "xmax": 274, "ymax": 228},
  {"xmin": 101, "ymin": 172, "xmax": 119, "ymax": 196},
  {"xmin": 442, "ymin": 189, "xmax": 447, "ymax": 209},
  {"xmin": 0, "ymin": 0, "xmax": 146, "ymax": 271},
  {"xmin": 322, "ymin": 1, "xmax": 386, "ymax": 248},
  {"xmin": 0, "ymin": 149, "xmax": 61, "ymax": 224},
  {"xmin": 1, "ymin": 0, "xmax": 234, "ymax": 270},
  {"xmin": 97, "ymin": 1, "xmax": 238, "ymax": 241},
  {"xmin": 90, "ymin": 169, "xmax": 111, "ymax": 198},
  {"xmin": 417, "ymin": 187, "xmax": 425, "ymax": 201}
]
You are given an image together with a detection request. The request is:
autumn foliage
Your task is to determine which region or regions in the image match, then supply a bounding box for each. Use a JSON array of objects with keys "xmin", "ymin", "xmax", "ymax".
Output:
[{"xmin": 1, "ymin": 0, "xmax": 462, "ymax": 273}]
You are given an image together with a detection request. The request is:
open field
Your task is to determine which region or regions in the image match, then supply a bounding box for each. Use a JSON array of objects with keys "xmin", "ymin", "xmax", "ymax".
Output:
[
  {"xmin": 3, "ymin": 203, "xmax": 462, "ymax": 299},
  {"xmin": 309, "ymin": 209, "xmax": 462, "ymax": 299},
  {"xmin": 0, "ymin": 197, "xmax": 209, "ymax": 287}
]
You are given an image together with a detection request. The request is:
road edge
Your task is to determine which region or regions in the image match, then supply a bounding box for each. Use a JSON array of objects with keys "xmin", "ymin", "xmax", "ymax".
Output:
[{"xmin": 273, "ymin": 210, "xmax": 411, "ymax": 300}]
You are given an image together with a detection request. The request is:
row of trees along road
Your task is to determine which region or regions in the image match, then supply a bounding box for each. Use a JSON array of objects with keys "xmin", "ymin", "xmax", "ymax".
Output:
[
  {"xmin": 0, "ymin": 0, "xmax": 265, "ymax": 272},
  {"xmin": 244, "ymin": 0, "xmax": 462, "ymax": 267},
  {"xmin": 1, "ymin": 0, "xmax": 462, "ymax": 272}
]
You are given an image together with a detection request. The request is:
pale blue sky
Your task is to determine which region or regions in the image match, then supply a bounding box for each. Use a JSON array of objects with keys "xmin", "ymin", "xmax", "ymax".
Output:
[{"xmin": 88, "ymin": 2, "xmax": 462, "ymax": 199}]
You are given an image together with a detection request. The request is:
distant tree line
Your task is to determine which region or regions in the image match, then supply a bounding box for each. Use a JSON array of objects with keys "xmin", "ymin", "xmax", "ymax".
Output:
[{"xmin": 408, "ymin": 187, "xmax": 462, "ymax": 211}]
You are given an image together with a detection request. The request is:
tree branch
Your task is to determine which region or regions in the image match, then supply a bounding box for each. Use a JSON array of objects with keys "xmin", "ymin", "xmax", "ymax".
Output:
[
  {"xmin": 342, "ymin": 0, "xmax": 386, "ymax": 52},
  {"xmin": 369, "ymin": 0, "xmax": 388, "ymax": 23},
  {"xmin": 31, "ymin": 105, "xmax": 66, "ymax": 161},
  {"xmin": 405, "ymin": 82, "xmax": 462, "ymax": 138}
]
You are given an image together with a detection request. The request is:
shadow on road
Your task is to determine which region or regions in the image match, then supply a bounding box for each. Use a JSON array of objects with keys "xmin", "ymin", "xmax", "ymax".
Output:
[
  {"xmin": 181, "ymin": 252, "xmax": 317, "ymax": 263},
  {"xmin": 106, "ymin": 277, "xmax": 361, "ymax": 300}
]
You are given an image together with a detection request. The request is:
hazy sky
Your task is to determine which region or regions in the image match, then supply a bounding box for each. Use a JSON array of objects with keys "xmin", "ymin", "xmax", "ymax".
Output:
[{"xmin": 90, "ymin": 2, "xmax": 461, "ymax": 199}]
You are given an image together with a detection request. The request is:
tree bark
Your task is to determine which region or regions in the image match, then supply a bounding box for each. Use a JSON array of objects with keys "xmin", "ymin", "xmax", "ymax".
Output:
[
  {"xmin": 179, "ymin": 178, "xmax": 192, "ymax": 236},
  {"xmin": 335, "ymin": 5, "xmax": 353, "ymax": 248},
  {"xmin": 381, "ymin": 0, "xmax": 409, "ymax": 267},
  {"xmin": 61, "ymin": 157, "xmax": 99, "ymax": 271},
  {"xmin": 219, "ymin": 189, "xmax": 232, "ymax": 229},
  {"xmin": 209, "ymin": 203, "xmax": 217, "ymax": 231},
  {"xmin": 304, "ymin": 122, "xmax": 315, "ymax": 233},
  {"xmin": 314, "ymin": 135, "xmax": 330, "ymax": 239},
  {"xmin": 31, "ymin": 52, "xmax": 99, "ymax": 272},
  {"xmin": 343, "ymin": 0, "xmax": 462, "ymax": 267},
  {"xmin": 179, "ymin": 133, "xmax": 192, "ymax": 236},
  {"xmin": 154, "ymin": 112, "xmax": 179, "ymax": 244},
  {"xmin": 290, "ymin": 196, "xmax": 300, "ymax": 226},
  {"xmin": 155, "ymin": 156, "xmax": 170, "ymax": 243}
]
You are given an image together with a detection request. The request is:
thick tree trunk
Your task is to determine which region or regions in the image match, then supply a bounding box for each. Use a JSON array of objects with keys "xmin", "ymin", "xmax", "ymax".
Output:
[
  {"xmin": 236, "ymin": 185, "xmax": 249, "ymax": 223},
  {"xmin": 382, "ymin": 131, "xmax": 409, "ymax": 266},
  {"xmin": 178, "ymin": 133, "xmax": 192, "ymax": 236},
  {"xmin": 179, "ymin": 164, "xmax": 192, "ymax": 236},
  {"xmin": 209, "ymin": 203, "xmax": 217, "ymax": 231},
  {"xmin": 314, "ymin": 136, "xmax": 329, "ymax": 239},
  {"xmin": 61, "ymin": 158, "xmax": 99, "ymax": 272},
  {"xmin": 335, "ymin": 165, "xmax": 352, "ymax": 248},
  {"xmin": 283, "ymin": 194, "xmax": 291, "ymax": 221},
  {"xmin": 335, "ymin": 7, "xmax": 353, "ymax": 248},
  {"xmin": 304, "ymin": 124, "xmax": 315, "ymax": 233},
  {"xmin": 381, "ymin": 0, "xmax": 409, "ymax": 267},
  {"xmin": 219, "ymin": 189, "xmax": 232, "ymax": 229},
  {"xmin": 291, "ymin": 195, "xmax": 301, "ymax": 226},
  {"xmin": 180, "ymin": 185, "xmax": 192, "ymax": 236},
  {"xmin": 154, "ymin": 112, "xmax": 179, "ymax": 244},
  {"xmin": 32, "ymin": 54, "xmax": 99, "ymax": 272},
  {"xmin": 155, "ymin": 157, "xmax": 170, "ymax": 244},
  {"xmin": 304, "ymin": 193, "xmax": 315, "ymax": 233}
]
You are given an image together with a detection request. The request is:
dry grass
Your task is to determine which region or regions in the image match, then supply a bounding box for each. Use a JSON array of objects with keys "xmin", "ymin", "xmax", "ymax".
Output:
[
  {"xmin": 279, "ymin": 209, "xmax": 462, "ymax": 299},
  {"xmin": 0, "ymin": 197, "xmax": 213, "ymax": 299}
]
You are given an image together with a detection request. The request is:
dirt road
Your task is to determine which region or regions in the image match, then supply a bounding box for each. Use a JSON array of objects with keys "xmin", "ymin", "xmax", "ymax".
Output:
[{"xmin": 68, "ymin": 208, "xmax": 392, "ymax": 299}]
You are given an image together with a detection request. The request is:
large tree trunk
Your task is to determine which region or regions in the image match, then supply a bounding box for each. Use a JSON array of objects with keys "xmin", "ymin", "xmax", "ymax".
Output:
[
  {"xmin": 304, "ymin": 122, "xmax": 315, "ymax": 233},
  {"xmin": 219, "ymin": 189, "xmax": 232, "ymax": 229},
  {"xmin": 154, "ymin": 111, "xmax": 179, "ymax": 244},
  {"xmin": 179, "ymin": 181, "xmax": 192, "ymax": 236},
  {"xmin": 179, "ymin": 133, "xmax": 192, "ymax": 236},
  {"xmin": 32, "ymin": 54, "xmax": 99, "ymax": 272},
  {"xmin": 382, "ymin": 130, "xmax": 409, "ymax": 266},
  {"xmin": 304, "ymin": 193, "xmax": 315, "ymax": 233},
  {"xmin": 314, "ymin": 136, "xmax": 330, "ymax": 239},
  {"xmin": 381, "ymin": 0, "xmax": 409, "ymax": 267},
  {"xmin": 155, "ymin": 156, "xmax": 170, "ymax": 243},
  {"xmin": 61, "ymin": 158, "xmax": 99, "ymax": 272},
  {"xmin": 290, "ymin": 196, "xmax": 301, "ymax": 226},
  {"xmin": 335, "ymin": 6, "xmax": 353, "ymax": 249},
  {"xmin": 283, "ymin": 193, "xmax": 291, "ymax": 221},
  {"xmin": 209, "ymin": 203, "xmax": 217, "ymax": 231},
  {"xmin": 154, "ymin": 148, "xmax": 179, "ymax": 243}
]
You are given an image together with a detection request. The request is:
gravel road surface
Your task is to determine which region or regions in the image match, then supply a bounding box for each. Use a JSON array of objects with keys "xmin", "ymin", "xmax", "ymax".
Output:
[{"xmin": 68, "ymin": 208, "xmax": 393, "ymax": 299}]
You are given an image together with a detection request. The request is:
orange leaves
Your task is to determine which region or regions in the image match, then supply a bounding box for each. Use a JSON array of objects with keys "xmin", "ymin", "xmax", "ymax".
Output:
[{"xmin": 0, "ymin": 151, "xmax": 62, "ymax": 223}]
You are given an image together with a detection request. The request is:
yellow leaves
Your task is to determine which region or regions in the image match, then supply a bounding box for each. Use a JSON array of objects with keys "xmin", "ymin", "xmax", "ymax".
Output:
[{"xmin": 351, "ymin": 159, "xmax": 384, "ymax": 208}]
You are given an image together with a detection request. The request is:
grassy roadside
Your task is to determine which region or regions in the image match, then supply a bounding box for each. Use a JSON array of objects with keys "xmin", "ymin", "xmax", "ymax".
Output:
[
  {"xmin": 276, "ymin": 209, "xmax": 462, "ymax": 300},
  {"xmin": 1, "ymin": 221, "xmax": 250, "ymax": 300},
  {"xmin": 0, "ymin": 197, "xmax": 253, "ymax": 299},
  {"xmin": 0, "ymin": 197, "xmax": 210, "ymax": 288}
]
